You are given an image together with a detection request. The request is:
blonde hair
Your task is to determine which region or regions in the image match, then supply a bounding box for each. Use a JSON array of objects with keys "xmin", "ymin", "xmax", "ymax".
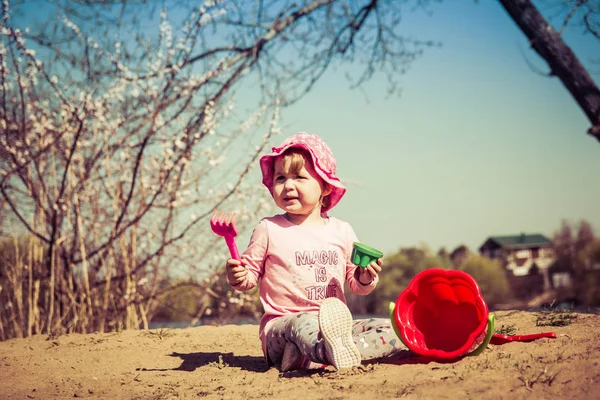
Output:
[{"xmin": 278, "ymin": 148, "xmax": 331, "ymax": 209}]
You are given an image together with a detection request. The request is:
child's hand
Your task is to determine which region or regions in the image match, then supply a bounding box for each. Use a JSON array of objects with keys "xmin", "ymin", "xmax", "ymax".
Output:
[
  {"xmin": 358, "ymin": 258, "xmax": 382, "ymax": 285},
  {"xmin": 226, "ymin": 258, "xmax": 248, "ymax": 287}
]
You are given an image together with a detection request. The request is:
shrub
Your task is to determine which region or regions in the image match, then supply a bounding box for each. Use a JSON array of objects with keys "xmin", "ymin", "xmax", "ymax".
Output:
[{"xmin": 458, "ymin": 255, "xmax": 512, "ymax": 307}]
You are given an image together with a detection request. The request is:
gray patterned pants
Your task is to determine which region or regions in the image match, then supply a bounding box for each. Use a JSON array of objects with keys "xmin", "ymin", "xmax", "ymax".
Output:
[{"xmin": 266, "ymin": 312, "xmax": 406, "ymax": 367}]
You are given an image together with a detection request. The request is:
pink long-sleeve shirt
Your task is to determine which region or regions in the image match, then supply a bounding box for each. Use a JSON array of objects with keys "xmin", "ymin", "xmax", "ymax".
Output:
[{"xmin": 232, "ymin": 214, "xmax": 378, "ymax": 356}]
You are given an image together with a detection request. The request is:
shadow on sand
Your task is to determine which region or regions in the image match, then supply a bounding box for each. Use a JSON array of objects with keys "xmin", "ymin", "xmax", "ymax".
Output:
[
  {"xmin": 364, "ymin": 349, "xmax": 467, "ymax": 366},
  {"xmin": 139, "ymin": 349, "xmax": 463, "ymax": 376},
  {"xmin": 139, "ymin": 352, "xmax": 268, "ymax": 373}
]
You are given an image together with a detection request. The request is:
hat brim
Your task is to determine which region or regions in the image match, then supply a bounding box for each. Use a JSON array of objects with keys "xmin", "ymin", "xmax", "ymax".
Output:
[{"xmin": 259, "ymin": 143, "xmax": 346, "ymax": 212}]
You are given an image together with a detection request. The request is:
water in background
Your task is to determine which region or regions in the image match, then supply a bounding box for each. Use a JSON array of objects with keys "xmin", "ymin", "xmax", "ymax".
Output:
[
  {"xmin": 149, "ymin": 316, "xmax": 260, "ymax": 329},
  {"xmin": 149, "ymin": 314, "xmax": 386, "ymax": 330}
]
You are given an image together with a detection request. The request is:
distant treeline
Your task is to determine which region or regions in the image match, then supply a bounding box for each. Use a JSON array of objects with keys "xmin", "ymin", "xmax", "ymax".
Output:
[{"xmin": 1, "ymin": 220, "xmax": 598, "ymax": 341}]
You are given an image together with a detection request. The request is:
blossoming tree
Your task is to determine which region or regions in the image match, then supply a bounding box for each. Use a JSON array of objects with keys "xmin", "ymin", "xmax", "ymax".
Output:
[{"xmin": 0, "ymin": 0, "xmax": 431, "ymax": 339}]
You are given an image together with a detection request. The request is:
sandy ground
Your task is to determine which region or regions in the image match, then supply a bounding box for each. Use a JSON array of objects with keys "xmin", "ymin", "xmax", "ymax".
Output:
[{"xmin": 1, "ymin": 310, "xmax": 599, "ymax": 400}]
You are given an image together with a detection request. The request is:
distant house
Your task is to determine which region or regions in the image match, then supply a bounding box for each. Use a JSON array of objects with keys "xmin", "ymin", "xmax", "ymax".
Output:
[{"xmin": 479, "ymin": 233, "xmax": 564, "ymax": 293}]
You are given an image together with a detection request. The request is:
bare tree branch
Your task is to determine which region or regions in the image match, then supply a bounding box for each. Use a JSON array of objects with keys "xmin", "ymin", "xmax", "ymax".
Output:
[{"xmin": 499, "ymin": 0, "xmax": 600, "ymax": 141}]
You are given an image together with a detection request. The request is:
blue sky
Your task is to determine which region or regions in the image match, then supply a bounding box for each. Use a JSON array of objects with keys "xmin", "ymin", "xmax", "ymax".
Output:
[
  {"xmin": 259, "ymin": 1, "xmax": 600, "ymax": 255},
  {"xmin": 12, "ymin": 1, "xmax": 600, "ymax": 257}
]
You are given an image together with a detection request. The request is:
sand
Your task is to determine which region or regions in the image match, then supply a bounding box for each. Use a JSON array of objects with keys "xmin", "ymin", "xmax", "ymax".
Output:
[{"xmin": 0, "ymin": 310, "xmax": 598, "ymax": 399}]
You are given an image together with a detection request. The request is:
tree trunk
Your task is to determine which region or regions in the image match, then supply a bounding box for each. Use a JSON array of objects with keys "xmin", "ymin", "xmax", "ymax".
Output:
[{"xmin": 499, "ymin": 0, "xmax": 600, "ymax": 142}]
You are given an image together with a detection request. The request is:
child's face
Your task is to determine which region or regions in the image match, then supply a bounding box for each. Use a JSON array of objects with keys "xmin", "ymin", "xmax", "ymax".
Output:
[{"xmin": 272, "ymin": 154, "xmax": 331, "ymax": 215}]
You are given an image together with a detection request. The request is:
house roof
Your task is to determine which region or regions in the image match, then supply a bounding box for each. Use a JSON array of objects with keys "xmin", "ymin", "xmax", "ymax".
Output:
[{"xmin": 479, "ymin": 233, "xmax": 552, "ymax": 251}]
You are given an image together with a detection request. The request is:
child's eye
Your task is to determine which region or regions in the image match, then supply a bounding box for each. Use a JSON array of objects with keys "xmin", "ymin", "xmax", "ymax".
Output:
[{"xmin": 275, "ymin": 175, "xmax": 285, "ymax": 181}]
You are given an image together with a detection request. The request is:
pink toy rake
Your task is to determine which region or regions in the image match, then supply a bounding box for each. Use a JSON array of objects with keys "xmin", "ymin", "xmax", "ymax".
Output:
[{"xmin": 209, "ymin": 211, "xmax": 240, "ymax": 261}]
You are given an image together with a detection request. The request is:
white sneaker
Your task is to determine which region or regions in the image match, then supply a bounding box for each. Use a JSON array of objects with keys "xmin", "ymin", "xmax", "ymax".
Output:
[{"xmin": 318, "ymin": 297, "xmax": 361, "ymax": 370}]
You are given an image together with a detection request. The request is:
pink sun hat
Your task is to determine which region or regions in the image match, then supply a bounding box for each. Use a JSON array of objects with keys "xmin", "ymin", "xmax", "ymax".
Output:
[{"xmin": 259, "ymin": 132, "xmax": 346, "ymax": 212}]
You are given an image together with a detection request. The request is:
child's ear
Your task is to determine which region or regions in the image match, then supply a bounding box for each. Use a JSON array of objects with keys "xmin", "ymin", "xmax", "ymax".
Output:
[{"xmin": 322, "ymin": 184, "xmax": 332, "ymax": 197}]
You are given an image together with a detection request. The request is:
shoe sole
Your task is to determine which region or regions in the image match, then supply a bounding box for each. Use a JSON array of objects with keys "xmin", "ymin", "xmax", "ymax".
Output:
[{"xmin": 318, "ymin": 298, "xmax": 361, "ymax": 370}]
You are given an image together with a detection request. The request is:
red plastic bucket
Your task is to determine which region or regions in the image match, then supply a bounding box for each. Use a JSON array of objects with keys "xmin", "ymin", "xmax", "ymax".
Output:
[{"xmin": 392, "ymin": 268, "xmax": 489, "ymax": 360}]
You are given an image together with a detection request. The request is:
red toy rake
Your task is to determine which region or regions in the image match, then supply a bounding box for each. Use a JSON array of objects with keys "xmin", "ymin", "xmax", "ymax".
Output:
[{"xmin": 209, "ymin": 211, "xmax": 241, "ymax": 261}]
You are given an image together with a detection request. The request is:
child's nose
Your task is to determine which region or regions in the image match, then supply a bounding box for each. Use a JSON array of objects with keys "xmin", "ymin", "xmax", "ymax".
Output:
[{"xmin": 284, "ymin": 179, "xmax": 295, "ymax": 189}]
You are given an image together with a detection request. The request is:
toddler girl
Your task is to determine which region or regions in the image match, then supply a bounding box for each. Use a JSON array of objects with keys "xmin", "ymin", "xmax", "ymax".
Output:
[{"xmin": 225, "ymin": 132, "xmax": 405, "ymax": 371}]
